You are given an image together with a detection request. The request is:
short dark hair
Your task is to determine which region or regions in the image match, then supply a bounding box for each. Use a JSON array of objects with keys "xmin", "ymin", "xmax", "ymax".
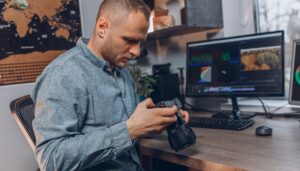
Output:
[{"xmin": 96, "ymin": 0, "xmax": 151, "ymax": 23}]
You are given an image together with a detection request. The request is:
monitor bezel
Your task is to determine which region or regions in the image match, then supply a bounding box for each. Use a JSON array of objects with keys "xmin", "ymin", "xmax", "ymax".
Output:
[
  {"xmin": 288, "ymin": 39, "xmax": 300, "ymax": 105},
  {"xmin": 186, "ymin": 30, "xmax": 285, "ymax": 98}
]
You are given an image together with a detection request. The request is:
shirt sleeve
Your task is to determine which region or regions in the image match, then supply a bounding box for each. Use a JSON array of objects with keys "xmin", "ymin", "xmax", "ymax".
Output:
[{"xmin": 32, "ymin": 66, "xmax": 134, "ymax": 171}]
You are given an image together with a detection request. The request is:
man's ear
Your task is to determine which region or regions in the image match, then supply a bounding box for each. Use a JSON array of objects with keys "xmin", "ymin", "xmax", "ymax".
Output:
[{"xmin": 95, "ymin": 17, "xmax": 109, "ymax": 38}]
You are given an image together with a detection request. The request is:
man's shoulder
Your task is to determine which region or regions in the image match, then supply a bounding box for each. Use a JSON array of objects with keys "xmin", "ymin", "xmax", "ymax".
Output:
[
  {"xmin": 32, "ymin": 47, "xmax": 89, "ymax": 100},
  {"xmin": 50, "ymin": 47, "xmax": 82, "ymax": 67},
  {"xmin": 47, "ymin": 46, "xmax": 92, "ymax": 72},
  {"xmin": 37, "ymin": 47, "xmax": 89, "ymax": 83}
]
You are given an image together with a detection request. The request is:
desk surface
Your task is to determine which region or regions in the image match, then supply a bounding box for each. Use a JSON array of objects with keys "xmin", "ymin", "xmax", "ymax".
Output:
[{"xmin": 139, "ymin": 113, "xmax": 300, "ymax": 171}]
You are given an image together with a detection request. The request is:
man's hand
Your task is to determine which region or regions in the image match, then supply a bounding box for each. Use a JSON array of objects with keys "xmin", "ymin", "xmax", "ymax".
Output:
[
  {"xmin": 126, "ymin": 98, "xmax": 178, "ymax": 139},
  {"xmin": 179, "ymin": 109, "xmax": 189, "ymax": 123}
]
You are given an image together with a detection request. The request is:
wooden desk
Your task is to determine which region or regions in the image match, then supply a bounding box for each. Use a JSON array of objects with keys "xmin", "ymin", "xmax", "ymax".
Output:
[{"xmin": 138, "ymin": 115, "xmax": 300, "ymax": 171}]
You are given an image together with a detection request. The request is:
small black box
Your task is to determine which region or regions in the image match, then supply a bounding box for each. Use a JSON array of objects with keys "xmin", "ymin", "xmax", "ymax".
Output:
[
  {"xmin": 151, "ymin": 73, "xmax": 180, "ymax": 103},
  {"xmin": 152, "ymin": 63, "xmax": 171, "ymax": 76}
]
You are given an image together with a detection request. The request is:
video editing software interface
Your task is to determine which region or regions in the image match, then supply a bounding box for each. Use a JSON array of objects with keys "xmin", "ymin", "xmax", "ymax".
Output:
[
  {"xmin": 291, "ymin": 41, "xmax": 300, "ymax": 102},
  {"xmin": 186, "ymin": 31, "xmax": 284, "ymax": 97}
]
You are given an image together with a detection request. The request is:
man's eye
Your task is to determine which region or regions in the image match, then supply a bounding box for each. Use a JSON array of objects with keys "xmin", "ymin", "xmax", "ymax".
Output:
[{"xmin": 125, "ymin": 38, "xmax": 138, "ymax": 44}]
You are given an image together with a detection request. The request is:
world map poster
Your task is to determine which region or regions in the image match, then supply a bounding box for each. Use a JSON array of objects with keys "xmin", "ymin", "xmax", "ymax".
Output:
[{"xmin": 0, "ymin": 0, "xmax": 81, "ymax": 86}]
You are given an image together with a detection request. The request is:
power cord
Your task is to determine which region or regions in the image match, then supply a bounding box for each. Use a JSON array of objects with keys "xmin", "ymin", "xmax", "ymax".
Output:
[
  {"xmin": 257, "ymin": 97, "xmax": 272, "ymax": 118},
  {"xmin": 274, "ymin": 111, "xmax": 300, "ymax": 118},
  {"xmin": 256, "ymin": 97, "xmax": 300, "ymax": 119},
  {"xmin": 269, "ymin": 103, "xmax": 288, "ymax": 113}
]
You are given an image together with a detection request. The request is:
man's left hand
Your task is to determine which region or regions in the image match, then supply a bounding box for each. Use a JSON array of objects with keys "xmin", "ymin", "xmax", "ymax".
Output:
[{"xmin": 179, "ymin": 110, "xmax": 189, "ymax": 123}]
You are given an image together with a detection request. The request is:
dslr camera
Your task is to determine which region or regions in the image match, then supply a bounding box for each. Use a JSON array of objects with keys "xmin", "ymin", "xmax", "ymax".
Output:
[{"xmin": 156, "ymin": 98, "xmax": 196, "ymax": 151}]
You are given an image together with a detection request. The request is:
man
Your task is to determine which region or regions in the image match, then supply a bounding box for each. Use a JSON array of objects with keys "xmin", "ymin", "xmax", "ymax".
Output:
[{"xmin": 32, "ymin": 0, "xmax": 189, "ymax": 170}]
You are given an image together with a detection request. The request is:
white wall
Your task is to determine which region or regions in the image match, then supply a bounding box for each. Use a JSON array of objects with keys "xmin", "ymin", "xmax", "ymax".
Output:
[
  {"xmin": 223, "ymin": 0, "xmax": 255, "ymax": 36},
  {"xmin": 0, "ymin": 0, "xmax": 102, "ymax": 170},
  {"xmin": 80, "ymin": 0, "xmax": 102, "ymax": 38},
  {"xmin": 0, "ymin": 83, "xmax": 37, "ymax": 171}
]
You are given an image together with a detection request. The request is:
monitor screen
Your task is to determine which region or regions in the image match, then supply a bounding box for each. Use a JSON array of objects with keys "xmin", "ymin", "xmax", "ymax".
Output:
[
  {"xmin": 289, "ymin": 39, "xmax": 300, "ymax": 105},
  {"xmin": 186, "ymin": 31, "xmax": 285, "ymax": 97}
]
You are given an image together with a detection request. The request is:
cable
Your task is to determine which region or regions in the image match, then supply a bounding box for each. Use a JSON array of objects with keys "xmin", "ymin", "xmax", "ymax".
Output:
[
  {"xmin": 269, "ymin": 103, "xmax": 288, "ymax": 114},
  {"xmin": 256, "ymin": 98, "xmax": 300, "ymax": 119},
  {"xmin": 257, "ymin": 97, "xmax": 272, "ymax": 118},
  {"xmin": 275, "ymin": 111, "xmax": 300, "ymax": 117}
]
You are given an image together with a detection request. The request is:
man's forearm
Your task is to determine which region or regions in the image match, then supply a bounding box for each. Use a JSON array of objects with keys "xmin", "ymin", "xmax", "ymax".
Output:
[{"xmin": 35, "ymin": 121, "xmax": 133, "ymax": 171}]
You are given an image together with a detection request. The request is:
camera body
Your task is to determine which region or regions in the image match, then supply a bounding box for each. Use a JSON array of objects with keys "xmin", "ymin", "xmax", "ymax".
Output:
[{"xmin": 156, "ymin": 98, "xmax": 196, "ymax": 151}]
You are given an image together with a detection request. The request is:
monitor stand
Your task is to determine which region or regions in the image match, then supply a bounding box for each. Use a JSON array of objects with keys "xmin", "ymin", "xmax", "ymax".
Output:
[{"xmin": 211, "ymin": 96, "xmax": 256, "ymax": 120}]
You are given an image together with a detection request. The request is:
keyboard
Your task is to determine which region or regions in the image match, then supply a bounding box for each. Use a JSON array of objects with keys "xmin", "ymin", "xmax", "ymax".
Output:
[{"xmin": 189, "ymin": 116, "xmax": 255, "ymax": 130}]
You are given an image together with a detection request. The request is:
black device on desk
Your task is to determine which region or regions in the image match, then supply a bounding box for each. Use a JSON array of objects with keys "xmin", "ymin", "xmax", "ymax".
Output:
[
  {"xmin": 186, "ymin": 31, "xmax": 285, "ymax": 130},
  {"xmin": 255, "ymin": 125, "xmax": 272, "ymax": 136}
]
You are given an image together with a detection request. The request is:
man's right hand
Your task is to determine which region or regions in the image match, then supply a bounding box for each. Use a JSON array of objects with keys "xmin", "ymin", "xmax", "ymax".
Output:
[{"xmin": 126, "ymin": 98, "xmax": 177, "ymax": 139}]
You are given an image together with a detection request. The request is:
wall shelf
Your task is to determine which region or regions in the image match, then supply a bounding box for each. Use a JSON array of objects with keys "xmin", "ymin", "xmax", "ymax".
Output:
[
  {"xmin": 147, "ymin": 25, "xmax": 219, "ymax": 40},
  {"xmin": 145, "ymin": 0, "xmax": 223, "ymax": 39}
]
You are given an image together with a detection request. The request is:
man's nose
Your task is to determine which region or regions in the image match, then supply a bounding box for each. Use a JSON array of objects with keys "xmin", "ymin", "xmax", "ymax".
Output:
[{"xmin": 129, "ymin": 43, "xmax": 141, "ymax": 57}]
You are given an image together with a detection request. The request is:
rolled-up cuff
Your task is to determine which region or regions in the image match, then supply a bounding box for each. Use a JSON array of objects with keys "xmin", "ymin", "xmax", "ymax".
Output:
[{"xmin": 108, "ymin": 121, "xmax": 134, "ymax": 154}]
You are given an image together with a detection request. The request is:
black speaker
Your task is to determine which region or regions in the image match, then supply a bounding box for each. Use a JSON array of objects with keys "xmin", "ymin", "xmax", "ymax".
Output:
[
  {"xmin": 152, "ymin": 63, "xmax": 171, "ymax": 76},
  {"xmin": 151, "ymin": 73, "xmax": 180, "ymax": 103}
]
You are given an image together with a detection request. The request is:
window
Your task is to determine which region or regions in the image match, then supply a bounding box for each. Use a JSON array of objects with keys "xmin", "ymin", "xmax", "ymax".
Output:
[{"xmin": 255, "ymin": 0, "xmax": 300, "ymax": 97}]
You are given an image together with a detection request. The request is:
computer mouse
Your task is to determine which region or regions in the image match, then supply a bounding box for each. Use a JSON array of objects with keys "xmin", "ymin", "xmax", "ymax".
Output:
[{"xmin": 255, "ymin": 126, "xmax": 272, "ymax": 136}]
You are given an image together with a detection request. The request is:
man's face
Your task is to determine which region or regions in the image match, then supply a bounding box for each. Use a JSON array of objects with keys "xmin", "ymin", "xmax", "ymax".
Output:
[{"xmin": 101, "ymin": 12, "xmax": 149, "ymax": 68}]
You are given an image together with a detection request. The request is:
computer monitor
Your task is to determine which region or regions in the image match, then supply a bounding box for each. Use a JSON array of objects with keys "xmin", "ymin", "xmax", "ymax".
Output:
[
  {"xmin": 186, "ymin": 31, "xmax": 285, "ymax": 119},
  {"xmin": 289, "ymin": 39, "xmax": 300, "ymax": 105}
]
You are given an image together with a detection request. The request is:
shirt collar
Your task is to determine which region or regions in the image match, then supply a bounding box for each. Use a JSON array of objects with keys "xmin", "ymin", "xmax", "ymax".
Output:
[
  {"xmin": 77, "ymin": 37, "xmax": 122, "ymax": 75},
  {"xmin": 76, "ymin": 37, "xmax": 109, "ymax": 70}
]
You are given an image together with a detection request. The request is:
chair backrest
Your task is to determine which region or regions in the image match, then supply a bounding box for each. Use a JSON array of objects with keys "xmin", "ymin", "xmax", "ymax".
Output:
[{"xmin": 10, "ymin": 95, "xmax": 36, "ymax": 151}]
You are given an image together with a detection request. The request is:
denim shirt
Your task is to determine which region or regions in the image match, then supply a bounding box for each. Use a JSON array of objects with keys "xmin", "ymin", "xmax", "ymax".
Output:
[{"xmin": 32, "ymin": 38, "xmax": 141, "ymax": 171}]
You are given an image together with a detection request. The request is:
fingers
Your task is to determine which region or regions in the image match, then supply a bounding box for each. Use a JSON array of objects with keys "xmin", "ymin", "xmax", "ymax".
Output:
[
  {"xmin": 151, "ymin": 106, "xmax": 177, "ymax": 117},
  {"xmin": 139, "ymin": 98, "xmax": 177, "ymax": 116},
  {"xmin": 146, "ymin": 126, "xmax": 166, "ymax": 135},
  {"xmin": 138, "ymin": 99, "xmax": 189, "ymax": 122},
  {"xmin": 179, "ymin": 110, "xmax": 190, "ymax": 123},
  {"xmin": 160, "ymin": 114, "xmax": 177, "ymax": 124},
  {"xmin": 140, "ymin": 98, "xmax": 155, "ymax": 108},
  {"xmin": 150, "ymin": 117, "xmax": 177, "ymax": 134}
]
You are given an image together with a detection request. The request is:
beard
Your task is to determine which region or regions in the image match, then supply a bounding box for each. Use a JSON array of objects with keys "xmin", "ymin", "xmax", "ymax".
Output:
[
  {"xmin": 101, "ymin": 47, "xmax": 129, "ymax": 69},
  {"xmin": 101, "ymin": 37, "xmax": 130, "ymax": 69}
]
